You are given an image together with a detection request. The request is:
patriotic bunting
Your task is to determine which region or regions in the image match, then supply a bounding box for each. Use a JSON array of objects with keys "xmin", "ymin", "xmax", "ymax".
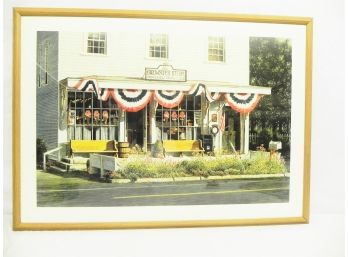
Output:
[
  {"xmin": 188, "ymin": 83, "xmax": 220, "ymax": 102},
  {"xmin": 187, "ymin": 83, "xmax": 206, "ymax": 96},
  {"xmin": 70, "ymin": 78, "xmax": 263, "ymax": 114},
  {"xmin": 206, "ymin": 92, "xmax": 221, "ymax": 102},
  {"xmin": 224, "ymin": 93, "xmax": 261, "ymax": 114},
  {"xmin": 154, "ymin": 90, "xmax": 185, "ymax": 108},
  {"xmin": 98, "ymin": 88, "xmax": 112, "ymax": 101},
  {"xmin": 69, "ymin": 79, "xmax": 99, "ymax": 97},
  {"xmin": 111, "ymin": 89, "xmax": 153, "ymax": 112}
]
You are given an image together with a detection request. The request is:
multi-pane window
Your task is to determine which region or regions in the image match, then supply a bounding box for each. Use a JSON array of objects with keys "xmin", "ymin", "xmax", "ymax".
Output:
[
  {"xmin": 87, "ymin": 32, "xmax": 107, "ymax": 54},
  {"xmin": 208, "ymin": 36, "xmax": 225, "ymax": 62},
  {"xmin": 37, "ymin": 41, "xmax": 49, "ymax": 87},
  {"xmin": 155, "ymin": 95, "xmax": 201, "ymax": 140},
  {"xmin": 149, "ymin": 34, "xmax": 168, "ymax": 59},
  {"xmin": 67, "ymin": 91, "xmax": 119, "ymax": 140}
]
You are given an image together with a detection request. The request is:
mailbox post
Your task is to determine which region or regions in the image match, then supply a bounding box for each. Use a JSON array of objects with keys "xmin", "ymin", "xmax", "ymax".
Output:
[{"xmin": 269, "ymin": 141, "xmax": 282, "ymax": 159}]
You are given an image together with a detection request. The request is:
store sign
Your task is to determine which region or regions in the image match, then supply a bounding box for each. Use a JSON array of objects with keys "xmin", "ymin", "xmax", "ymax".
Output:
[{"xmin": 145, "ymin": 64, "xmax": 187, "ymax": 82}]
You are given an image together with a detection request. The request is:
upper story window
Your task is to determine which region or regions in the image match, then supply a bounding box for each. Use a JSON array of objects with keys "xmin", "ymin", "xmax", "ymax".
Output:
[
  {"xmin": 208, "ymin": 36, "xmax": 225, "ymax": 62},
  {"xmin": 37, "ymin": 41, "xmax": 49, "ymax": 87},
  {"xmin": 87, "ymin": 32, "xmax": 107, "ymax": 55},
  {"xmin": 149, "ymin": 34, "xmax": 168, "ymax": 59}
]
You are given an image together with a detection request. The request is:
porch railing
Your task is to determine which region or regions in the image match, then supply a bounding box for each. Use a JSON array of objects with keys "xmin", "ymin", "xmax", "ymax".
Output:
[{"xmin": 43, "ymin": 146, "xmax": 62, "ymax": 171}]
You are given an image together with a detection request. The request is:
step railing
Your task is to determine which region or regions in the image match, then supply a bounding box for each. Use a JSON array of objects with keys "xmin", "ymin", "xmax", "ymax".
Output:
[{"xmin": 43, "ymin": 146, "xmax": 62, "ymax": 171}]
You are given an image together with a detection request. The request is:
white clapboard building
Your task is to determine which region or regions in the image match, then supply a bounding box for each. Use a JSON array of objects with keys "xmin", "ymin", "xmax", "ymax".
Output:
[{"xmin": 36, "ymin": 26, "xmax": 270, "ymax": 155}]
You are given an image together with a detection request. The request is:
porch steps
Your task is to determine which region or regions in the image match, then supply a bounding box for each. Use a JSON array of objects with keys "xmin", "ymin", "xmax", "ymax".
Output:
[
  {"xmin": 47, "ymin": 165, "xmax": 67, "ymax": 173},
  {"xmin": 46, "ymin": 156, "xmax": 88, "ymax": 173}
]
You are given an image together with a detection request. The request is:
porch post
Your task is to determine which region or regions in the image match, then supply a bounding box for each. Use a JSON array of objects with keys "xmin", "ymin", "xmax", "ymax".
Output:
[
  {"xmin": 201, "ymin": 96, "xmax": 209, "ymax": 134},
  {"xmin": 240, "ymin": 113, "xmax": 250, "ymax": 155},
  {"xmin": 149, "ymin": 100, "xmax": 157, "ymax": 145},
  {"xmin": 118, "ymin": 110, "xmax": 127, "ymax": 142}
]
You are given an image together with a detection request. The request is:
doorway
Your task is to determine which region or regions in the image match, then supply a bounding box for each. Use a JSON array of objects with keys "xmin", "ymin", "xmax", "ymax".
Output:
[{"xmin": 126, "ymin": 109, "xmax": 145, "ymax": 148}]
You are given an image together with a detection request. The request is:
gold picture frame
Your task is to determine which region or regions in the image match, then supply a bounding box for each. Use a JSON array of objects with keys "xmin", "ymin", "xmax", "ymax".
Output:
[{"xmin": 13, "ymin": 8, "xmax": 312, "ymax": 230}]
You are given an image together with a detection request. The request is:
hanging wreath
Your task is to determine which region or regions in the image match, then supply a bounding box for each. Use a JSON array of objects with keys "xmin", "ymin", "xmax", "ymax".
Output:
[
  {"xmin": 224, "ymin": 93, "xmax": 261, "ymax": 114},
  {"xmin": 163, "ymin": 111, "xmax": 170, "ymax": 122},
  {"xmin": 154, "ymin": 90, "xmax": 185, "ymax": 108},
  {"xmin": 171, "ymin": 111, "xmax": 178, "ymax": 121},
  {"xmin": 111, "ymin": 89, "xmax": 153, "ymax": 112},
  {"xmin": 179, "ymin": 111, "xmax": 186, "ymax": 120}
]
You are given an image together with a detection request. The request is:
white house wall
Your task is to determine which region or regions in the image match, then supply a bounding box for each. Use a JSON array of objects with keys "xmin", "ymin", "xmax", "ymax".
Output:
[
  {"xmin": 37, "ymin": 31, "xmax": 59, "ymax": 150},
  {"xmin": 58, "ymin": 29, "xmax": 249, "ymax": 84}
]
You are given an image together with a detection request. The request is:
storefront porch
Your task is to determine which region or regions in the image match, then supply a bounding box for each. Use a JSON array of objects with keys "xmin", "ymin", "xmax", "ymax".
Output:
[{"xmin": 58, "ymin": 76, "xmax": 271, "ymax": 156}]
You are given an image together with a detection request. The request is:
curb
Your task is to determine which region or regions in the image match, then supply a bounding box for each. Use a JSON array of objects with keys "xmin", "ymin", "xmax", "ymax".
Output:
[{"xmin": 111, "ymin": 173, "xmax": 289, "ymax": 184}]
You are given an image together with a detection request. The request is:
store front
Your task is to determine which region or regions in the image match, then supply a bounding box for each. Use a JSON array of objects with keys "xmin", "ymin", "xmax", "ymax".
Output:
[{"xmin": 59, "ymin": 67, "xmax": 271, "ymax": 154}]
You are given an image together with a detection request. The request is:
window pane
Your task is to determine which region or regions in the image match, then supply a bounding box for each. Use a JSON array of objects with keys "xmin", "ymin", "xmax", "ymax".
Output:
[
  {"xmin": 87, "ymin": 32, "xmax": 107, "ymax": 54},
  {"xmin": 208, "ymin": 36, "xmax": 225, "ymax": 62},
  {"xmin": 149, "ymin": 34, "xmax": 168, "ymax": 59}
]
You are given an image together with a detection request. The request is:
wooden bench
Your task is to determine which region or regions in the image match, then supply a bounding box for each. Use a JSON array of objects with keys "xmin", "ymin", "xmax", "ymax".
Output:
[
  {"xmin": 162, "ymin": 140, "xmax": 204, "ymax": 157},
  {"xmin": 70, "ymin": 140, "xmax": 118, "ymax": 157}
]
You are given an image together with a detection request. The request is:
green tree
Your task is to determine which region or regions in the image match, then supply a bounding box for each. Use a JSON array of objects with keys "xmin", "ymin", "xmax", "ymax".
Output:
[{"xmin": 249, "ymin": 37, "xmax": 292, "ymax": 152}]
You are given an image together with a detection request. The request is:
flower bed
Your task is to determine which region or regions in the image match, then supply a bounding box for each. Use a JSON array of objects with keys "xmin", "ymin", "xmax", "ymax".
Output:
[{"xmin": 111, "ymin": 155, "xmax": 286, "ymax": 182}]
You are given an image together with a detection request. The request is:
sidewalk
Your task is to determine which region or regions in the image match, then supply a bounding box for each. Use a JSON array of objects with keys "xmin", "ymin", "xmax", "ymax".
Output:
[{"xmin": 111, "ymin": 172, "xmax": 290, "ymax": 184}]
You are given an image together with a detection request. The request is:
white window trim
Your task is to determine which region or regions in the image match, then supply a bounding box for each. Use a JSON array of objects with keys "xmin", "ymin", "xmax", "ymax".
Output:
[
  {"xmin": 146, "ymin": 33, "xmax": 169, "ymax": 60},
  {"xmin": 82, "ymin": 32, "xmax": 108, "ymax": 56}
]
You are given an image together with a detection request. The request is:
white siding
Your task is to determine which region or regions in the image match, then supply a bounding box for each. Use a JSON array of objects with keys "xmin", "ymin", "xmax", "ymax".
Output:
[
  {"xmin": 58, "ymin": 31, "xmax": 249, "ymax": 84},
  {"xmin": 37, "ymin": 31, "xmax": 59, "ymax": 150}
]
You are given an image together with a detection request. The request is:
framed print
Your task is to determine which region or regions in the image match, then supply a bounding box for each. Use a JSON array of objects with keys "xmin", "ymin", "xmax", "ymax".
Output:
[{"xmin": 13, "ymin": 8, "xmax": 312, "ymax": 230}]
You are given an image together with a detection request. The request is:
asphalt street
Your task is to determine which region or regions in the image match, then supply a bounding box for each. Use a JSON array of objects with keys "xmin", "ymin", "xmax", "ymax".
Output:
[{"xmin": 37, "ymin": 177, "xmax": 289, "ymax": 207}]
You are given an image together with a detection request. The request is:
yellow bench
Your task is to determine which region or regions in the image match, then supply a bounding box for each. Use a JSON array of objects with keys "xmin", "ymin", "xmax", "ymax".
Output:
[
  {"xmin": 70, "ymin": 140, "xmax": 118, "ymax": 157},
  {"xmin": 162, "ymin": 140, "xmax": 204, "ymax": 156}
]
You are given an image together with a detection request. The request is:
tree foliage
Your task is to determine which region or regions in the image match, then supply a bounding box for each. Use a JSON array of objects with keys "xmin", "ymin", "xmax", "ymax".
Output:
[{"xmin": 249, "ymin": 37, "xmax": 292, "ymax": 135}]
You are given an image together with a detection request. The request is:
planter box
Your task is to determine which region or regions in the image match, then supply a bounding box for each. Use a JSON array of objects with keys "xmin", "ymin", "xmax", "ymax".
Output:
[{"xmin": 89, "ymin": 154, "xmax": 120, "ymax": 178}]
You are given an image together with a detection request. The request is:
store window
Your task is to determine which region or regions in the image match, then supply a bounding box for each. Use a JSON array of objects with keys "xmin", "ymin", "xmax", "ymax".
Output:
[
  {"xmin": 87, "ymin": 32, "xmax": 107, "ymax": 55},
  {"xmin": 208, "ymin": 36, "xmax": 225, "ymax": 62},
  {"xmin": 155, "ymin": 95, "xmax": 201, "ymax": 140},
  {"xmin": 149, "ymin": 34, "xmax": 168, "ymax": 59},
  {"xmin": 67, "ymin": 91, "xmax": 119, "ymax": 140}
]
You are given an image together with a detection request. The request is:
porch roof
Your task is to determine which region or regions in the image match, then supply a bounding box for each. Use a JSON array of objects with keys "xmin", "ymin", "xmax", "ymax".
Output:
[{"xmin": 60, "ymin": 76, "xmax": 271, "ymax": 95}]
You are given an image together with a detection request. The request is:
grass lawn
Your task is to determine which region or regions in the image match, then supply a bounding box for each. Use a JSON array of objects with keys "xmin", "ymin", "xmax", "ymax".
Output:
[
  {"xmin": 37, "ymin": 170, "xmax": 98, "ymax": 191},
  {"xmin": 37, "ymin": 170, "xmax": 99, "ymax": 206}
]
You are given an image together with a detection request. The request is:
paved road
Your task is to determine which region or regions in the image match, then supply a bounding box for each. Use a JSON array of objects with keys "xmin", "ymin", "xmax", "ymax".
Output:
[{"xmin": 37, "ymin": 177, "xmax": 289, "ymax": 207}]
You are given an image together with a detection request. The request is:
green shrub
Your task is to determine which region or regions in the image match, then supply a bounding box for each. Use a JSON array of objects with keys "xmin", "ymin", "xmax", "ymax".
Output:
[
  {"xmin": 258, "ymin": 128, "xmax": 273, "ymax": 148},
  {"xmin": 246, "ymin": 156, "xmax": 285, "ymax": 174},
  {"xmin": 207, "ymin": 157, "xmax": 246, "ymax": 173},
  {"xmin": 116, "ymin": 154, "xmax": 285, "ymax": 180},
  {"xmin": 36, "ymin": 138, "xmax": 47, "ymax": 168},
  {"xmin": 179, "ymin": 158, "xmax": 208, "ymax": 176}
]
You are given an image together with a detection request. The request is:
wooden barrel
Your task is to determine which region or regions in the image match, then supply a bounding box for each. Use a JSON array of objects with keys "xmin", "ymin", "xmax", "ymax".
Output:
[
  {"xmin": 118, "ymin": 142, "xmax": 129, "ymax": 148},
  {"xmin": 118, "ymin": 142, "xmax": 130, "ymax": 158}
]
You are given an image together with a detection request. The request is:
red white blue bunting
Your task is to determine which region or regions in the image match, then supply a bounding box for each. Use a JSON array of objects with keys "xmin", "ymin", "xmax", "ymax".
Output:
[
  {"xmin": 98, "ymin": 88, "xmax": 112, "ymax": 101},
  {"xmin": 70, "ymin": 78, "xmax": 263, "ymax": 114},
  {"xmin": 188, "ymin": 83, "xmax": 221, "ymax": 102},
  {"xmin": 206, "ymin": 92, "xmax": 221, "ymax": 102},
  {"xmin": 69, "ymin": 79, "xmax": 99, "ymax": 97},
  {"xmin": 154, "ymin": 90, "xmax": 185, "ymax": 108},
  {"xmin": 187, "ymin": 83, "xmax": 206, "ymax": 96},
  {"xmin": 111, "ymin": 89, "xmax": 153, "ymax": 112},
  {"xmin": 224, "ymin": 93, "xmax": 261, "ymax": 114}
]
